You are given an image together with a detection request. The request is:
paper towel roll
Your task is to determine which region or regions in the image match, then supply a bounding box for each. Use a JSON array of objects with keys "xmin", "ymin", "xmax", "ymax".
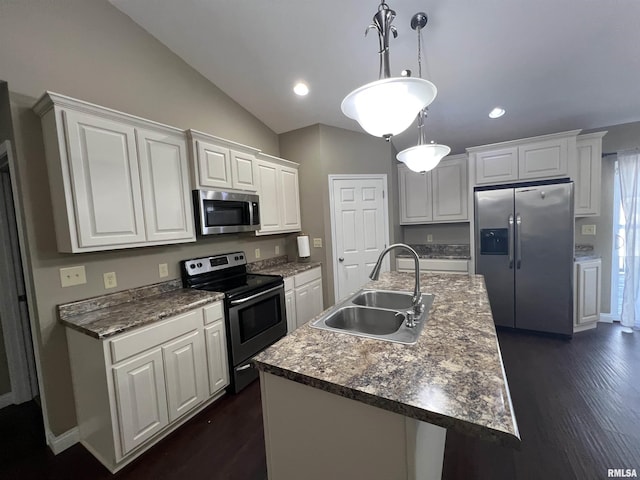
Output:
[{"xmin": 297, "ymin": 235, "xmax": 311, "ymax": 258}]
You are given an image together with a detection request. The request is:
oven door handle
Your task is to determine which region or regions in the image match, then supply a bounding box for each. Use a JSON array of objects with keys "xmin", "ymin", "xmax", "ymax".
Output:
[{"xmin": 229, "ymin": 284, "xmax": 283, "ymax": 305}]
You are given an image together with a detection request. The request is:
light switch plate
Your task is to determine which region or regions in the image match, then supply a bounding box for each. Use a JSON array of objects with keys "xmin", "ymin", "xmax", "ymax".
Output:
[
  {"xmin": 60, "ymin": 266, "xmax": 86, "ymax": 288},
  {"xmin": 313, "ymin": 238, "xmax": 322, "ymax": 248},
  {"xmin": 427, "ymin": 234, "xmax": 433, "ymax": 243},
  {"xmin": 255, "ymin": 248, "xmax": 261, "ymax": 259},
  {"xmin": 581, "ymin": 224, "xmax": 596, "ymax": 235},
  {"xmin": 275, "ymin": 245, "xmax": 280, "ymax": 255},
  {"xmin": 103, "ymin": 272, "xmax": 117, "ymax": 289},
  {"xmin": 159, "ymin": 263, "xmax": 169, "ymax": 278}
]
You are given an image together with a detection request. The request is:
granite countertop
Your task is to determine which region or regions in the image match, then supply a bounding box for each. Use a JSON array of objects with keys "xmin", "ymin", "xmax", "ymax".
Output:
[
  {"xmin": 250, "ymin": 260, "xmax": 322, "ymax": 278},
  {"xmin": 396, "ymin": 244, "xmax": 471, "ymax": 260},
  {"xmin": 253, "ymin": 271, "xmax": 520, "ymax": 447},
  {"xmin": 58, "ymin": 279, "xmax": 224, "ymax": 339}
]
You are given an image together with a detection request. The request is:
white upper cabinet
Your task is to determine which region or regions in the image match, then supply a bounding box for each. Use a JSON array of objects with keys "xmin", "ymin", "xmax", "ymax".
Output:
[
  {"xmin": 398, "ymin": 154, "xmax": 468, "ymax": 225},
  {"xmin": 571, "ymin": 132, "xmax": 606, "ymax": 217},
  {"xmin": 469, "ymin": 130, "xmax": 579, "ymax": 186},
  {"xmin": 188, "ymin": 130, "xmax": 258, "ymax": 192},
  {"xmin": 255, "ymin": 153, "xmax": 301, "ymax": 235},
  {"xmin": 137, "ymin": 128, "xmax": 194, "ymax": 242},
  {"xmin": 33, "ymin": 92, "xmax": 196, "ymax": 253}
]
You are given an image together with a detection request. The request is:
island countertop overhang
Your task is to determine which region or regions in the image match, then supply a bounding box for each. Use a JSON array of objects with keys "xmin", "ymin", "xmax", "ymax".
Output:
[{"xmin": 253, "ymin": 271, "xmax": 521, "ymax": 448}]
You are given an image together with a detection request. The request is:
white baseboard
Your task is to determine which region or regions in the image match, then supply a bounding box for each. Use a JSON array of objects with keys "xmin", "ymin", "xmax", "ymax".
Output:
[
  {"xmin": 47, "ymin": 426, "xmax": 79, "ymax": 455},
  {"xmin": 0, "ymin": 391, "xmax": 14, "ymax": 409},
  {"xmin": 599, "ymin": 314, "xmax": 617, "ymax": 324}
]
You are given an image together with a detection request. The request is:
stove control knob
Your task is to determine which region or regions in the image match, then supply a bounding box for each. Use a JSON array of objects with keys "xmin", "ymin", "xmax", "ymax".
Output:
[
  {"xmin": 240, "ymin": 255, "xmax": 244, "ymax": 259},
  {"xmin": 197, "ymin": 262, "xmax": 202, "ymax": 268},
  {"xmin": 235, "ymin": 256, "xmax": 239, "ymax": 260},
  {"xmin": 190, "ymin": 264, "xmax": 195, "ymax": 269}
]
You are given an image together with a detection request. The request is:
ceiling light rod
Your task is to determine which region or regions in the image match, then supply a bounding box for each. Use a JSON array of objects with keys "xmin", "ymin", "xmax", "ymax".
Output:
[{"xmin": 366, "ymin": 2, "xmax": 397, "ymax": 79}]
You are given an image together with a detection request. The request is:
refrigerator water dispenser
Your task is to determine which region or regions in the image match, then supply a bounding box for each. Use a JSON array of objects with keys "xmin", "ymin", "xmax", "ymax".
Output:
[{"xmin": 480, "ymin": 229, "xmax": 508, "ymax": 255}]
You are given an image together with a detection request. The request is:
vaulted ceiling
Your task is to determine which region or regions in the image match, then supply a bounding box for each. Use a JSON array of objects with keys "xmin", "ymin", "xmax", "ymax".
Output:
[{"xmin": 111, "ymin": 0, "xmax": 640, "ymax": 153}]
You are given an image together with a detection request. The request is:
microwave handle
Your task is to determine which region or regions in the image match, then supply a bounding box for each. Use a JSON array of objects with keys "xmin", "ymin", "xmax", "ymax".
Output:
[
  {"xmin": 250, "ymin": 201, "xmax": 260, "ymax": 226},
  {"xmin": 229, "ymin": 285, "xmax": 283, "ymax": 305}
]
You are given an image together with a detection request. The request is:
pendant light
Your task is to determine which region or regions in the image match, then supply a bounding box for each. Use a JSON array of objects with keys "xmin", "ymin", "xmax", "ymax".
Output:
[
  {"xmin": 341, "ymin": 2, "xmax": 437, "ymax": 140},
  {"xmin": 396, "ymin": 13, "xmax": 450, "ymax": 172}
]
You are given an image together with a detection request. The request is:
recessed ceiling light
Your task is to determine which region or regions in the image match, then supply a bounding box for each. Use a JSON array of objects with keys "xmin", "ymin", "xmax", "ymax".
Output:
[
  {"xmin": 293, "ymin": 82, "xmax": 309, "ymax": 96},
  {"xmin": 489, "ymin": 107, "xmax": 506, "ymax": 119}
]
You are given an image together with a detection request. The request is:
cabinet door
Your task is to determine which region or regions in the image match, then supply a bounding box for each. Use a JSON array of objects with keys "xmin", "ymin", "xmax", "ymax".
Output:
[
  {"xmin": 279, "ymin": 166, "xmax": 302, "ymax": 231},
  {"xmin": 576, "ymin": 261, "xmax": 601, "ymax": 325},
  {"xmin": 308, "ymin": 278, "xmax": 324, "ymax": 319},
  {"xmin": 204, "ymin": 321, "xmax": 229, "ymax": 395},
  {"xmin": 230, "ymin": 150, "xmax": 257, "ymax": 191},
  {"xmin": 294, "ymin": 284, "xmax": 311, "ymax": 329},
  {"xmin": 196, "ymin": 140, "xmax": 233, "ymax": 189},
  {"xmin": 574, "ymin": 136, "xmax": 602, "ymax": 216},
  {"xmin": 113, "ymin": 348, "xmax": 169, "ymax": 455},
  {"xmin": 62, "ymin": 109, "xmax": 146, "ymax": 247},
  {"xmin": 255, "ymin": 160, "xmax": 281, "ymax": 233},
  {"xmin": 285, "ymin": 289, "xmax": 297, "ymax": 334},
  {"xmin": 162, "ymin": 330, "xmax": 207, "ymax": 423},
  {"xmin": 398, "ymin": 164, "xmax": 432, "ymax": 224},
  {"xmin": 432, "ymin": 157, "xmax": 468, "ymax": 222},
  {"xmin": 474, "ymin": 147, "xmax": 518, "ymax": 185},
  {"xmin": 137, "ymin": 128, "xmax": 195, "ymax": 243},
  {"xmin": 518, "ymin": 137, "xmax": 568, "ymax": 180}
]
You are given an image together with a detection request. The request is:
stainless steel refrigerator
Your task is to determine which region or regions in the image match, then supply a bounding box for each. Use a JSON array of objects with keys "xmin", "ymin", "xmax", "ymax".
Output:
[{"xmin": 474, "ymin": 180, "xmax": 574, "ymax": 336}]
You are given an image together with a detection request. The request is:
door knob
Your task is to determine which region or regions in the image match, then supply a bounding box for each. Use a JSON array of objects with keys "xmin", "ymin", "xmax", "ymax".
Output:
[{"xmin": 339, "ymin": 257, "xmax": 344, "ymax": 262}]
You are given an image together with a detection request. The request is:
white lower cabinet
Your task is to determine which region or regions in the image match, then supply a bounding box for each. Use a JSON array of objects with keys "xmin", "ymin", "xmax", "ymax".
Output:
[
  {"xmin": 66, "ymin": 301, "xmax": 229, "ymax": 473},
  {"xmin": 574, "ymin": 259, "xmax": 602, "ymax": 333},
  {"xmin": 396, "ymin": 258, "xmax": 469, "ymax": 274},
  {"xmin": 283, "ymin": 267, "xmax": 324, "ymax": 333}
]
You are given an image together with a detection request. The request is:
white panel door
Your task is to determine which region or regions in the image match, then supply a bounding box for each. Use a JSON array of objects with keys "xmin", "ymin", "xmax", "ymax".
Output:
[
  {"xmin": 204, "ymin": 321, "xmax": 229, "ymax": 395},
  {"xmin": 518, "ymin": 138, "xmax": 568, "ymax": 180},
  {"xmin": 230, "ymin": 150, "xmax": 257, "ymax": 191},
  {"xmin": 398, "ymin": 164, "xmax": 432, "ymax": 224},
  {"xmin": 137, "ymin": 128, "xmax": 195, "ymax": 242},
  {"xmin": 63, "ymin": 109, "xmax": 145, "ymax": 247},
  {"xmin": 577, "ymin": 261, "xmax": 601, "ymax": 325},
  {"xmin": 196, "ymin": 140, "xmax": 232, "ymax": 189},
  {"xmin": 474, "ymin": 147, "xmax": 518, "ymax": 185},
  {"xmin": 432, "ymin": 156, "xmax": 468, "ymax": 222},
  {"xmin": 331, "ymin": 177, "xmax": 388, "ymax": 302},
  {"xmin": 255, "ymin": 160, "xmax": 281, "ymax": 233},
  {"xmin": 113, "ymin": 348, "xmax": 169, "ymax": 455},
  {"xmin": 162, "ymin": 330, "xmax": 207, "ymax": 423},
  {"xmin": 280, "ymin": 166, "xmax": 301, "ymax": 231}
]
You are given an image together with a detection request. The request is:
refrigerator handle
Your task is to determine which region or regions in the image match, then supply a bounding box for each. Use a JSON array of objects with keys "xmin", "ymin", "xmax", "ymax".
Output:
[
  {"xmin": 508, "ymin": 214, "xmax": 514, "ymax": 269},
  {"xmin": 516, "ymin": 213, "xmax": 522, "ymax": 269}
]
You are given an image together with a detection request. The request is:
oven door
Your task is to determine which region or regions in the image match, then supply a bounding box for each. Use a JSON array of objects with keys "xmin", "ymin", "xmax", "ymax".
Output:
[{"xmin": 227, "ymin": 284, "xmax": 286, "ymax": 366}]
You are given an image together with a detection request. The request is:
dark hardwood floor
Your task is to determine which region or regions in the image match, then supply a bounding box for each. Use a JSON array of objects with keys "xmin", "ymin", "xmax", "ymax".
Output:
[{"xmin": 1, "ymin": 322, "xmax": 639, "ymax": 480}]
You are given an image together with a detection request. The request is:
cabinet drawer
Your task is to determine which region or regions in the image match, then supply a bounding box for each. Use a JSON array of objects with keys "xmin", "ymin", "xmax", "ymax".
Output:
[
  {"xmin": 284, "ymin": 276, "xmax": 295, "ymax": 292},
  {"xmin": 294, "ymin": 267, "xmax": 321, "ymax": 287},
  {"xmin": 110, "ymin": 309, "xmax": 203, "ymax": 364},
  {"xmin": 203, "ymin": 302, "xmax": 224, "ymax": 325},
  {"xmin": 397, "ymin": 258, "xmax": 469, "ymax": 273}
]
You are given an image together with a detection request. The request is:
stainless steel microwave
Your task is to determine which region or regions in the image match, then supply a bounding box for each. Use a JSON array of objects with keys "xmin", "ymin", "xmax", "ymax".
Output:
[{"xmin": 194, "ymin": 190, "xmax": 260, "ymax": 235}]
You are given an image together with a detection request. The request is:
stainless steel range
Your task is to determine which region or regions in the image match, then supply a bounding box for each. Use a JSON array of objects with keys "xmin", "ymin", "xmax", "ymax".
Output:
[{"xmin": 181, "ymin": 252, "xmax": 286, "ymax": 393}]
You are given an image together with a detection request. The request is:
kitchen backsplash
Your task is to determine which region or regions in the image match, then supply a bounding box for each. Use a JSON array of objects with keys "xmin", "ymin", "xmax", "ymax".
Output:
[{"xmin": 246, "ymin": 255, "xmax": 289, "ymax": 272}]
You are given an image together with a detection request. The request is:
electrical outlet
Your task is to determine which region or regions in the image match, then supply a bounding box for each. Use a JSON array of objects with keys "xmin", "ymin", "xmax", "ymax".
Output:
[
  {"xmin": 313, "ymin": 238, "xmax": 322, "ymax": 248},
  {"xmin": 275, "ymin": 245, "xmax": 280, "ymax": 255},
  {"xmin": 103, "ymin": 272, "xmax": 117, "ymax": 289},
  {"xmin": 581, "ymin": 224, "xmax": 597, "ymax": 236},
  {"xmin": 60, "ymin": 266, "xmax": 87, "ymax": 288},
  {"xmin": 427, "ymin": 234, "xmax": 433, "ymax": 243},
  {"xmin": 255, "ymin": 248, "xmax": 261, "ymax": 259},
  {"xmin": 159, "ymin": 263, "xmax": 169, "ymax": 278}
]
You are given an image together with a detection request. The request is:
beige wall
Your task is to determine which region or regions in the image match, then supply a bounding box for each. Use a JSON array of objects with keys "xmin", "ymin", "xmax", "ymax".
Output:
[
  {"xmin": 280, "ymin": 124, "xmax": 398, "ymax": 306},
  {"xmin": 0, "ymin": 0, "xmax": 291, "ymax": 436},
  {"xmin": 402, "ymin": 224, "xmax": 471, "ymax": 245}
]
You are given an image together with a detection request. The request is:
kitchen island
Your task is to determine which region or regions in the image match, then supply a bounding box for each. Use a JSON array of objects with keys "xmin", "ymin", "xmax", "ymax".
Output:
[{"xmin": 253, "ymin": 271, "xmax": 520, "ymax": 480}]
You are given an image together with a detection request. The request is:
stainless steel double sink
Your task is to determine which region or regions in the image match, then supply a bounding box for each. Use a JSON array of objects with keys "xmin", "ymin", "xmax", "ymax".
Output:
[{"xmin": 311, "ymin": 289, "xmax": 434, "ymax": 344}]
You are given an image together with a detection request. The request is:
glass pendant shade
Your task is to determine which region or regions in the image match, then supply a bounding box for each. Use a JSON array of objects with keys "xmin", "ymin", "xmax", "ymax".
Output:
[
  {"xmin": 397, "ymin": 143, "xmax": 451, "ymax": 172},
  {"xmin": 341, "ymin": 77, "xmax": 437, "ymax": 138}
]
